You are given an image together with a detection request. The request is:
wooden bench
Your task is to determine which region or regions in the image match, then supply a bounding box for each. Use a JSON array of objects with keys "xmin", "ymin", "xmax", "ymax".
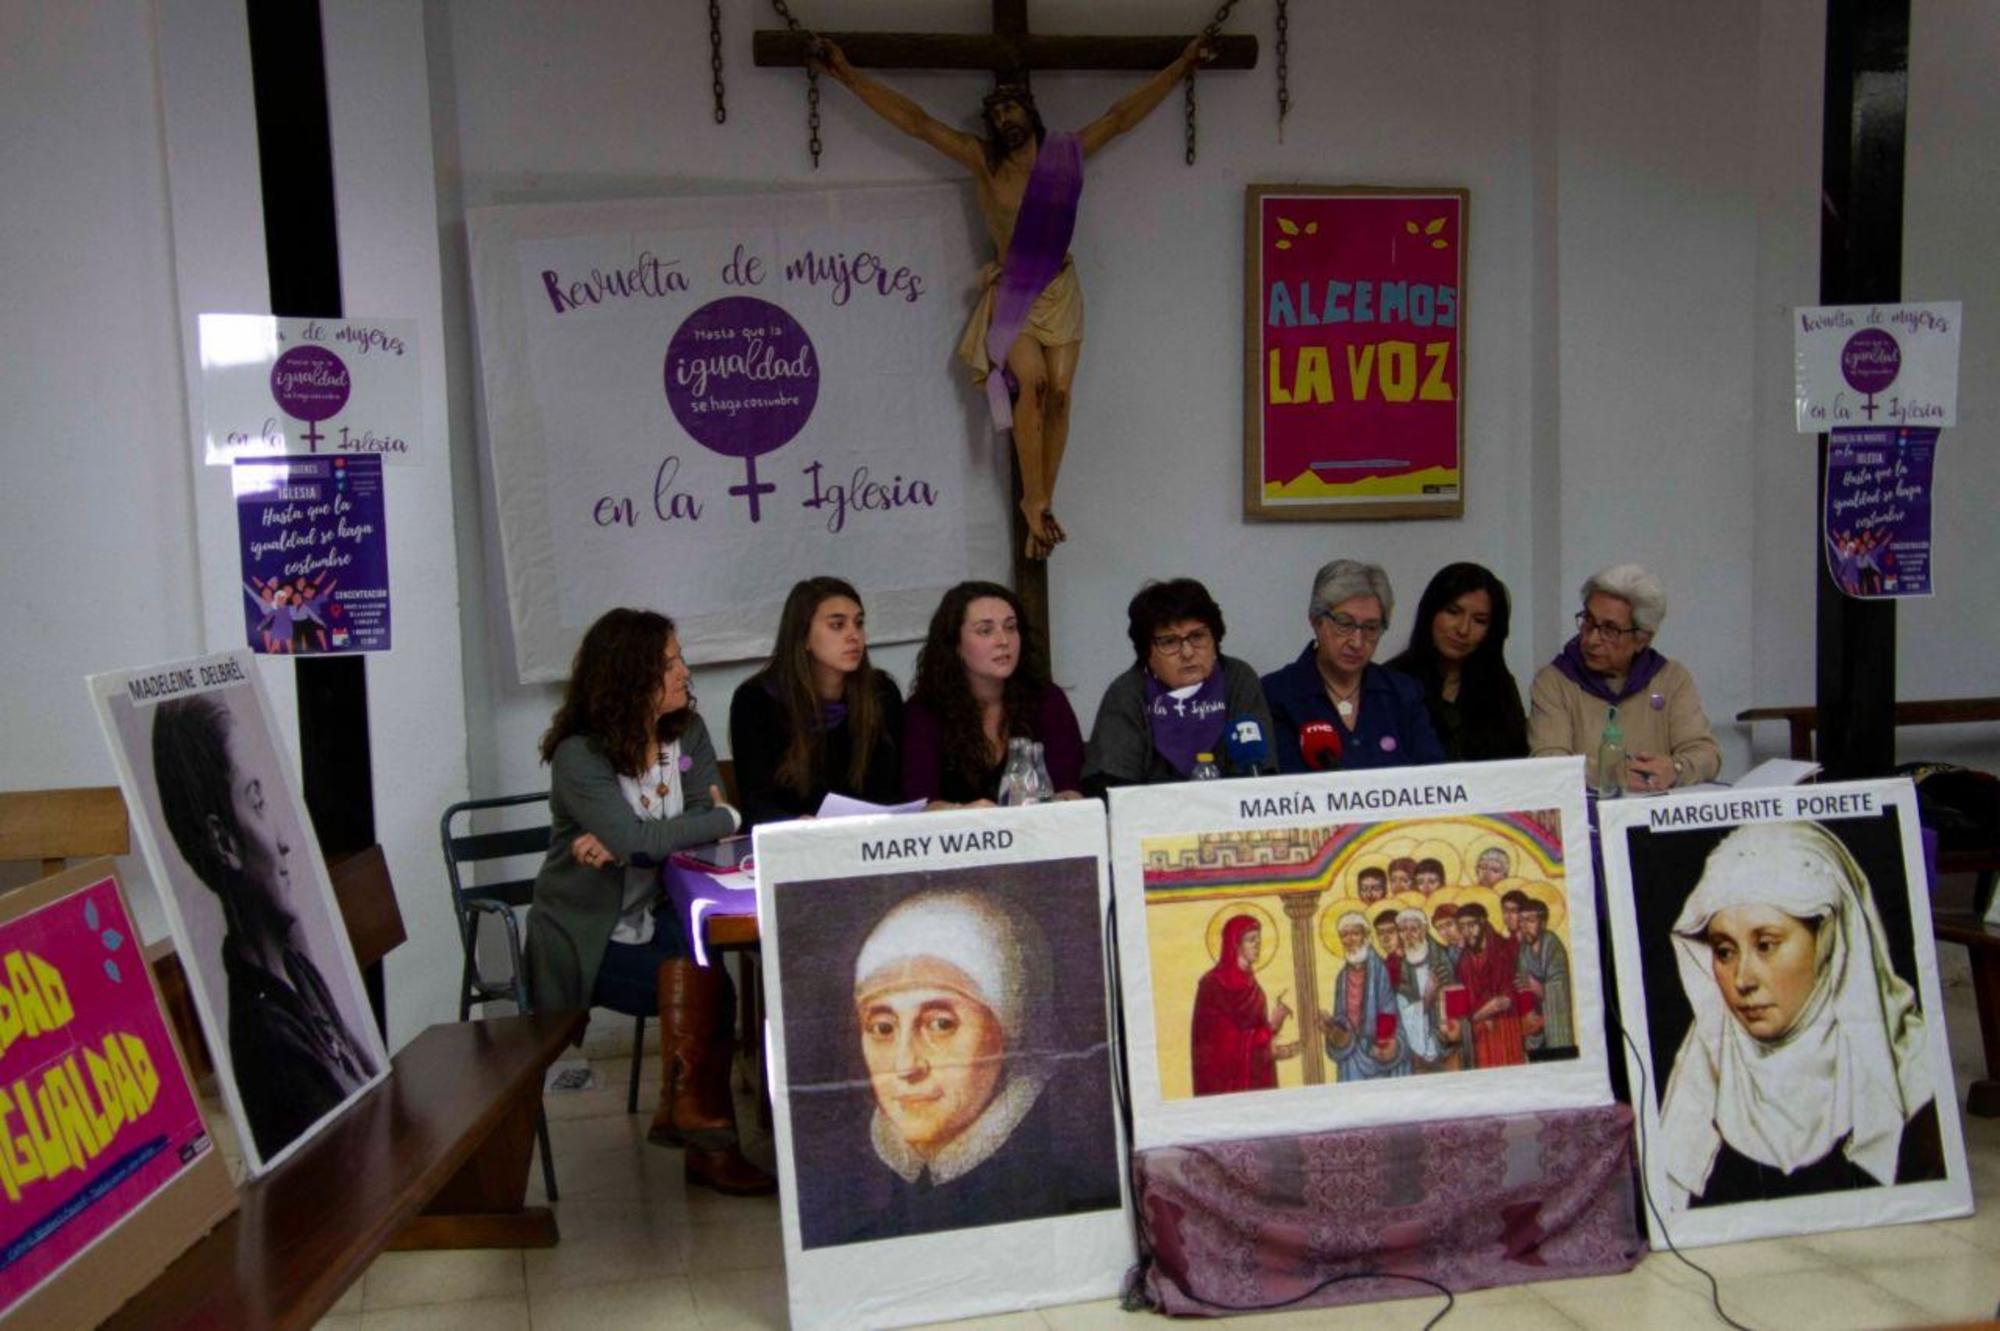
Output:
[
  {"xmin": 104, "ymin": 1010, "xmax": 586, "ymax": 1330},
  {"xmin": 1738, "ymin": 699, "xmax": 2000, "ymax": 1116}
]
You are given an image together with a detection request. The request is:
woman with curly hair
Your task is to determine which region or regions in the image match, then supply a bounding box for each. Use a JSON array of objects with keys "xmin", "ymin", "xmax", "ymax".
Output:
[
  {"xmin": 526, "ymin": 607, "xmax": 772, "ymax": 1194},
  {"xmin": 1384, "ymin": 561, "xmax": 1529, "ymax": 763},
  {"xmin": 902, "ymin": 581, "xmax": 1084, "ymax": 806},
  {"xmin": 730, "ymin": 576, "xmax": 905, "ymax": 826}
]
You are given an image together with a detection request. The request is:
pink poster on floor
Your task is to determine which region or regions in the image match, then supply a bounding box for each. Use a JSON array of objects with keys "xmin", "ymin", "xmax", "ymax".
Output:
[
  {"xmin": 1246, "ymin": 186, "xmax": 1467, "ymax": 521},
  {"xmin": 0, "ymin": 875, "xmax": 212, "ymax": 1312}
]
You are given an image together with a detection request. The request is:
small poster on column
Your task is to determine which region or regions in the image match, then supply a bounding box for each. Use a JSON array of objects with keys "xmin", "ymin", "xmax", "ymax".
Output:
[
  {"xmin": 234, "ymin": 455, "xmax": 392, "ymax": 653},
  {"xmin": 1823, "ymin": 426, "xmax": 1935, "ymax": 599},
  {"xmin": 196, "ymin": 313, "xmax": 422, "ymax": 464}
]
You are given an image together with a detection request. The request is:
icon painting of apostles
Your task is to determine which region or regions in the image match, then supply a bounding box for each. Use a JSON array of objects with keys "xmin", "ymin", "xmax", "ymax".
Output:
[{"xmin": 1146, "ymin": 810, "xmax": 1577, "ymax": 1101}]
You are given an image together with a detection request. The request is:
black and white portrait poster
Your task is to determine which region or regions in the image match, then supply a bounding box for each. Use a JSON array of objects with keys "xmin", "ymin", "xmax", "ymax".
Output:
[
  {"xmin": 88, "ymin": 651, "xmax": 386, "ymax": 1176},
  {"xmin": 1599, "ymin": 779, "xmax": 1972, "ymax": 1248},
  {"xmin": 754, "ymin": 801, "xmax": 1129, "ymax": 1330}
]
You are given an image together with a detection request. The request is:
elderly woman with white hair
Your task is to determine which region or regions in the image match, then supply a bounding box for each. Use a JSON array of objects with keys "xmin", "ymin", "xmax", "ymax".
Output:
[
  {"xmin": 1262, "ymin": 560, "xmax": 1444, "ymax": 773},
  {"xmin": 812, "ymin": 889, "xmax": 1121, "ymax": 1246},
  {"xmin": 1658, "ymin": 821, "xmax": 1942, "ymax": 1209},
  {"xmin": 1528, "ymin": 563, "xmax": 1720, "ymax": 791}
]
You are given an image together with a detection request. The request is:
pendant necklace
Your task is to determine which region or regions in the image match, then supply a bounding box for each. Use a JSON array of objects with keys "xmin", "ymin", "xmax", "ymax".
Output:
[{"xmin": 1324, "ymin": 677, "xmax": 1361, "ymax": 720}]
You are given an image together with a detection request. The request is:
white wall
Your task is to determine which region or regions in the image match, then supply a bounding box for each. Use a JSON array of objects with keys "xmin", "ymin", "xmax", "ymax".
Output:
[{"xmin": 4, "ymin": 0, "xmax": 1994, "ymax": 1045}]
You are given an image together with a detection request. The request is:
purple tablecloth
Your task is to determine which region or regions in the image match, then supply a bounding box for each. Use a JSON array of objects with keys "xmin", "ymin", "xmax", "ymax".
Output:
[
  {"xmin": 660, "ymin": 855, "xmax": 757, "ymax": 968},
  {"xmin": 1129, "ymin": 1102, "xmax": 1641, "ymax": 1316}
]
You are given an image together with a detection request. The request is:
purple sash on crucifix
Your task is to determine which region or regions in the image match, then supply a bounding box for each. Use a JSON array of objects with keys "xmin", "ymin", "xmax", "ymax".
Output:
[{"xmin": 983, "ymin": 131, "xmax": 1084, "ymax": 430}]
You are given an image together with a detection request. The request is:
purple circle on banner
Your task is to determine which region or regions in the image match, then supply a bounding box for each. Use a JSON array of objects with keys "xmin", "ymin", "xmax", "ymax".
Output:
[
  {"xmin": 270, "ymin": 344, "xmax": 352, "ymax": 421},
  {"xmin": 1840, "ymin": 328, "xmax": 1901, "ymax": 394},
  {"xmin": 663, "ymin": 298, "xmax": 818, "ymax": 459}
]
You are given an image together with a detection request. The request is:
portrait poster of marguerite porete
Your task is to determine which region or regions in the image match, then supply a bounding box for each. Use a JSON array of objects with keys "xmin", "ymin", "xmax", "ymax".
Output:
[
  {"xmin": 1599, "ymin": 779, "xmax": 1973, "ymax": 1248},
  {"xmin": 753, "ymin": 801, "xmax": 1128, "ymax": 1331}
]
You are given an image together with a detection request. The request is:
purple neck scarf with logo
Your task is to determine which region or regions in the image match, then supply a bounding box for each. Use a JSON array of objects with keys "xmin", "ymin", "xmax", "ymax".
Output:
[
  {"xmin": 1145, "ymin": 668, "xmax": 1230, "ymax": 777},
  {"xmin": 1552, "ymin": 636, "xmax": 1669, "ymax": 706},
  {"xmin": 983, "ymin": 131, "xmax": 1084, "ymax": 430}
]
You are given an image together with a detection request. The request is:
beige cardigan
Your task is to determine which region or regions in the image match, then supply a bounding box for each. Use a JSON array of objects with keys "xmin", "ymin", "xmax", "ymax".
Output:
[{"xmin": 1527, "ymin": 658, "xmax": 1721, "ymax": 789}]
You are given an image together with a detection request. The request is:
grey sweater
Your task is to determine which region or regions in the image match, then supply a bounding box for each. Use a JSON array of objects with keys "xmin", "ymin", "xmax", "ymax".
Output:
[{"xmin": 524, "ymin": 717, "xmax": 736, "ymax": 1015}]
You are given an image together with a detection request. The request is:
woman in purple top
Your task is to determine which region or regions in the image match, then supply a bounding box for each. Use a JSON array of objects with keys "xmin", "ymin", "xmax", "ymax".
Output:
[{"xmin": 903, "ymin": 581, "xmax": 1084, "ymax": 806}]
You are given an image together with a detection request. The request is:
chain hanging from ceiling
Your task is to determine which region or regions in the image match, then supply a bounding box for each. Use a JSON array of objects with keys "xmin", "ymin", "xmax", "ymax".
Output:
[
  {"xmin": 768, "ymin": 0, "xmax": 824, "ymax": 169},
  {"xmin": 709, "ymin": 0, "xmax": 727, "ymax": 124}
]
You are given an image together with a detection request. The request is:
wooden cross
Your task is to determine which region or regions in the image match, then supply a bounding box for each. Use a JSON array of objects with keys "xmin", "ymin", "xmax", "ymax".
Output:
[{"xmin": 753, "ymin": 0, "xmax": 1258, "ymax": 81}]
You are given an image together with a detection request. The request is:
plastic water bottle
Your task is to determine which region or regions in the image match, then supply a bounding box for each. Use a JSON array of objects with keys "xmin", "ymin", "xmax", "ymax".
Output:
[
  {"xmin": 1028, "ymin": 741, "xmax": 1053, "ymax": 803},
  {"xmin": 997, "ymin": 738, "xmax": 1034, "ymax": 805},
  {"xmin": 1595, "ymin": 707, "xmax": 1626, "ymax": 799},
  {"xmin": 1190, "ymin": 751, "xmax": 1222, "ymax": 782}
]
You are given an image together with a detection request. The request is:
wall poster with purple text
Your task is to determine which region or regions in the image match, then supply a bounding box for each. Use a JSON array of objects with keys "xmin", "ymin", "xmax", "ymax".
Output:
[
  {"xmin": 234, "ymin": 456, "xmax": 391, "ymax": 654},
  {"xmin": 197, "ymin": 314, "xmax": 422, "ymax": 464},
  {"xmin": 467, "ymin": 187, "xmax": 1007, "ymax": 681},
  {"xmin": 1824, "ymin": 427, "xmax": 1936, "ymax": 600}
]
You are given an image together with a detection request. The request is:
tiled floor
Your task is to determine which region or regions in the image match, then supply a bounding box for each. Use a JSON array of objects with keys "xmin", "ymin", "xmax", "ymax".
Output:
[{"xmin": 303, "ymin": 979, "xmax": 2000, "ymax": 1330}]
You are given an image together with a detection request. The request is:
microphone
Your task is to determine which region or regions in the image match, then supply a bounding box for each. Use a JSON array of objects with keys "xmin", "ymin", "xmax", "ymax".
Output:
[
  {"xmin": 1224, "ymin": 717, "xmax": 1272, "ymax": 775},
  {"xmin": 1300, "ymin": 720, "xmax": 1343, "ymax": 772}
]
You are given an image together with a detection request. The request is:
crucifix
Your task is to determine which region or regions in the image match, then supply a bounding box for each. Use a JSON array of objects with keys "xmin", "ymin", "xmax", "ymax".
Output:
[{"xmin": 756, "ymin": 2, "xmax": 1257, "ymax": 660}]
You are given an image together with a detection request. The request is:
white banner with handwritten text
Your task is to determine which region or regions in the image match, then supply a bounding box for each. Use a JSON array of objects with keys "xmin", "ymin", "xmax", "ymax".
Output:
[{"xmin": 468, "ymin": 186, "xmax": 1007, "ymax": 680}]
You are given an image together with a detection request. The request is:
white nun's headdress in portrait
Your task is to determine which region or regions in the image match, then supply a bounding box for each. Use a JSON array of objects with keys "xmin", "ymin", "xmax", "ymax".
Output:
[
  {"xmin": 1657, "ymin": 821, "xmax": 1930, "ymax": 1209},
  {"xmin": 853, "ymin": 891, "xmax": 1053, "ymax": 1183}
]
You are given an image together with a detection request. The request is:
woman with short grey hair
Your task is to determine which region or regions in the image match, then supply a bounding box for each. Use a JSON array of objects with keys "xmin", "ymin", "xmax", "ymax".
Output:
[
  {"xmin": 1528, "ymin": 562, "xmax": 1720, "ymax": 790},
  {"xmin": 1262, "ymin": 560, "xmax": 1443, "ymax": 773}
]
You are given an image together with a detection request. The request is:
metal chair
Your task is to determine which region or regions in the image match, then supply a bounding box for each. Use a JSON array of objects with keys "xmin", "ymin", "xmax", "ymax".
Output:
[{"xmin": 440, "ymin": 791, "xmax": 566, "ymax": 1201}]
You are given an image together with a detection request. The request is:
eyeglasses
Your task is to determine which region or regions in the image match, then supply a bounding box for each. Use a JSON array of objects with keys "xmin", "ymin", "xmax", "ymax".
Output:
[
  {"xmin": 1319, "ymin": 613, "xmax": 1385, "ymax": 642},
  {"xmin": 1150, "ymin": 627, "xmax": 1215, "ymax": 655},
  {"xmin": 1575, "ymin": 611, "xmax": 1643, "ymax": 641}
]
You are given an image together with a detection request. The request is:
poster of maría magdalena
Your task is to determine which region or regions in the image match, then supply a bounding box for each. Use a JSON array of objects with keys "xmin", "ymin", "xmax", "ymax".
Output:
[
  {"xmin": 1111, "ymin": 757, "xmax": 1610, "ymax": 1151},
  {"xmin": 1599, "ymin": 781, "xmax": 1972, "ymax": 1248}
]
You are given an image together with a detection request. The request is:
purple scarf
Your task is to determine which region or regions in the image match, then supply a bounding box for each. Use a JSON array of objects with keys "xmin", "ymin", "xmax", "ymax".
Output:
[
  {"xmin": 1145, "ymin": 668, "xmax": 1229, "ymax": 777},
  {"xmin": 1551, "ymin": 636, "xmax": 1669, "ymax": 706},
  {"xmin": 983, "ymin": 131, "xmax": 1084, "ymax": 430}
]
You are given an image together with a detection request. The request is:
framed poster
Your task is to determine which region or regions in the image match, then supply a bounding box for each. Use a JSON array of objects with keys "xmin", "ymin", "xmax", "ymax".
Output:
[
  {"xmin": 1110, "ymin": 757, "xmax": 1609, "ymax": 1151},
  {"xmin": 1599, "ymin": 780, "xmax": 1973, "ymax": 1248},
  {"xmin": 1244, "ymin": 184, "xmax": 1467, "ymax": 521},
  {"xmin": 0, "ymin": 861, "xmax": 235, "ymax": 1329},
  {"xmin": 754, "ymin": 802, "xmax": 1129, "ymax": 1330},
  {"xmin": 86, "ymin": 652, "xmax": 388, "ymax": 1177}
]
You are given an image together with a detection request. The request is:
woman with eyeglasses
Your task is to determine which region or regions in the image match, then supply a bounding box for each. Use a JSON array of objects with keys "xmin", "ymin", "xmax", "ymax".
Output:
[
  {"xmin": 1384, "ymin": 562, "xmax": 1529, "ymax": 762},
  {"xmin": 1080, "ymin": 577, "xmax": 1275, "ymax": 795},
  {"xmin": 1528, "ymin": 563, "xmax": 1719, "ymax": 790},
  {"xmin": 1262, "ymin": 560, "xmax": 1444, "ymax": 773}
]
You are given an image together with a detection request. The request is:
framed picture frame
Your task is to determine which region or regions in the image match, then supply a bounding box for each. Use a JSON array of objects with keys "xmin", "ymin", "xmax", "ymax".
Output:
[
  {"xmin": 1109, "ymin": 757, "xmax": 1610, "ymax": 1151},
  {"xmin": 1598, "ymin": 779, "xmax": 1973, "ymax": 1247},
  {"xmin": 754, "ymin": 801, "xmax": 1130, "ymax": 1330},
  {"xmin": 1244, "ymin": 184, "xmax": 1468, "ymax": 522}
]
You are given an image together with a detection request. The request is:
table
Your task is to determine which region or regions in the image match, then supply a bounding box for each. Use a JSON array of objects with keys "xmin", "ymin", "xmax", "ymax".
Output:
[
  {"xmin": 1129, "ymin": 1103, "xmax": 1642, "ymax": 1315},
  {"xmin": 105, "ymin": 1011, "xmax": 585, "ymax": 1330},
  {"xmin": 662, "ymin": 851, "xmax": 760, "ymax": 965}
]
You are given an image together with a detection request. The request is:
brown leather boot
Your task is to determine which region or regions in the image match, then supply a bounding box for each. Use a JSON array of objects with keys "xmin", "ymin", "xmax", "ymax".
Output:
[
  {"xmin": 685, "ymin": 1142, "xmax": 776, "ymax": 1195},
  {"xmin": 648, "ymin": 958, "xmax": 732, "ymax": 1145}
]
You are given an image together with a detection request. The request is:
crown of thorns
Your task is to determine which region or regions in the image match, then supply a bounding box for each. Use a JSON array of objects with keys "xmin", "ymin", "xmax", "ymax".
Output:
[{"xmin": 982, "ymin": 83, "xmax": 1036, "ymax": 112}]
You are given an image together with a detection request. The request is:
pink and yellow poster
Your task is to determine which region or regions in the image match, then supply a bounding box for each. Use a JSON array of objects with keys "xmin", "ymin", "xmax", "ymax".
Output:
[
  {"xmin": 0, "ymin": 873, "xmax": 214, "ymax": 1315},
  {"xmin": 1244, "ymin": 186, "xmax": 1467, "ymax": 520}
]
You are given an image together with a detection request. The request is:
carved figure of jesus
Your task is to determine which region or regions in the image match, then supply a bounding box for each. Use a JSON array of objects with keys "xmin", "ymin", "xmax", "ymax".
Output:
[{"xmin": 815, "ymin": 38, "xmax": 1212, "ymax": 559}]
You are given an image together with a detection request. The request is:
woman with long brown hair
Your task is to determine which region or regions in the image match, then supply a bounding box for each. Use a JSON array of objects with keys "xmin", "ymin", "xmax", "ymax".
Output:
[
  {"xmin": 525, "ymin": 607, "xmax": 772, "ymax": 1194},
  {"xmin": 729, "ymin": 576, "xmax": 904, "ymax": 826},
  {"xmin": 903, "ymin": 580, "xmax": 1083, "ymax": 806}
]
